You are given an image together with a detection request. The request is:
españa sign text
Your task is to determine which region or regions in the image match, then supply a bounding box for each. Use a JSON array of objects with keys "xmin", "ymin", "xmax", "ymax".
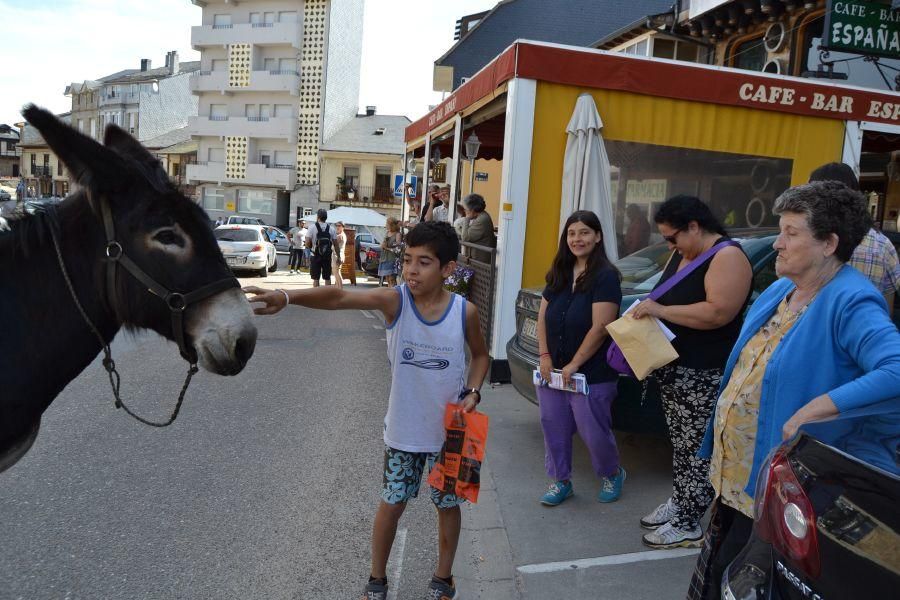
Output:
[{"xmin": 823, "ymin": 0, "xmax": 900, "ymax": 59}]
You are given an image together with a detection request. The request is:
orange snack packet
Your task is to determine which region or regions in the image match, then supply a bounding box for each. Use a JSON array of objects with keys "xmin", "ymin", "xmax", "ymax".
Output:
[{"xmin": 427, "ymin": 404, "xmax": 490, "ymax": 503}]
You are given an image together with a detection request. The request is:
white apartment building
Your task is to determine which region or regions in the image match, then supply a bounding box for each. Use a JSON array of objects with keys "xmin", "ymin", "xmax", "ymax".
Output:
[{"xmin": 187, "ymin": 0, "xmax": 364, "ymax": 227}]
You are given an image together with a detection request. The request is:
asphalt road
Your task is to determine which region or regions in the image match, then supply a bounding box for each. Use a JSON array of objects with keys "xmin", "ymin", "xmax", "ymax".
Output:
[{"xmin": 0, "ymin": 272, "xmax": 442, "ymax": 599}]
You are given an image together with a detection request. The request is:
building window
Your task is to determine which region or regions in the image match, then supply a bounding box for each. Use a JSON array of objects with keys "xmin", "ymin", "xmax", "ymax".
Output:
[
  {"xmin": 201, "ymin": 187, "xmax": 224, "ymax": 210},
  {"xmin": 342, "ymin": 165, "xmax": 360, "ymax": 189},
  {"xmin": 731, "ymin": 36, "xmax": 767, "ymax": 72},
  {"xmin": 237, "ymin": 189, "xmax": 274, "ymax": 215}
]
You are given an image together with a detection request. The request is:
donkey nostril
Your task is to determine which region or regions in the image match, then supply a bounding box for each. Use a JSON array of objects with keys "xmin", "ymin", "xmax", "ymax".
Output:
[{"xmin": 234, "ymin": 333, "xmax": 256, "ymax": 366}]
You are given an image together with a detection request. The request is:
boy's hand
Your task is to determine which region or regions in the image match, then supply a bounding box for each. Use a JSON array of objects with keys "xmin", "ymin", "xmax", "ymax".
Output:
[
  {"xmin": 243, "ymin": 286, "xmax": 288, "ymax": 315},
  {"xmin": 460, "ymin": 393, "xmax": 479, "ymax": 413}
]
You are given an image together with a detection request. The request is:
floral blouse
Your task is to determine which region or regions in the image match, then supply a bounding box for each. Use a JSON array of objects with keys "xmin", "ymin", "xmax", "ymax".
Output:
[{"xmin": 709, "ymin": 297, "xmax": 802, "ymax": 517}]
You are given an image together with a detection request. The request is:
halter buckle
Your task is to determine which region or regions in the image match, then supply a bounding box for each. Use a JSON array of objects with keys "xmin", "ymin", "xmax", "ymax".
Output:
[
  {"xmin": 166, "ymin": 292, "xmax": 187, "ymax": 311},
  {"xmin": 105, "ymin": 241, "xmax": 123, "ymax": 260}
]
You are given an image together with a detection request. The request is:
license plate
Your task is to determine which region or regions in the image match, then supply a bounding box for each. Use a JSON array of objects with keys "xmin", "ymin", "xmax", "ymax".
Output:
[
  {"xmin": 521, "ymin": 317, "xmax": 538, "ymax": 341},
  {"xmin": 226, "ymin": 256, "xmax": 245, "ymax": 266}
]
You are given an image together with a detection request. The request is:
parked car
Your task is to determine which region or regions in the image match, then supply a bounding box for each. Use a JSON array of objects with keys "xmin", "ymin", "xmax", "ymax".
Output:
[
  {"xmin": 265, "ymin": 226, "xmax": 291, "ymax": 254},
  {"xmin": 355, "ymin": 231, "xmax": 381, "ymax": 274},
  {"xmin": 723, "ymin": 418, "xmax": 900, "ymax": 600},
  {"xmin": 225, "ymin": 215, "xmax": 266, "ymax": 226},
  {"xmin": 506, "ymin": 229, "xmax": 779, "ymax": 434},
  {"xmin": 214, "ymin": 224, "xmax": 277, "ymax": 277}
]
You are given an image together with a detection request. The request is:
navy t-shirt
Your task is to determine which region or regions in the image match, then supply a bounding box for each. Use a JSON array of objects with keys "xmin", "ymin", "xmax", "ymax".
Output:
[{"xmin": 542, "ymin": 267, "xmax": 622, "ymax": 384}]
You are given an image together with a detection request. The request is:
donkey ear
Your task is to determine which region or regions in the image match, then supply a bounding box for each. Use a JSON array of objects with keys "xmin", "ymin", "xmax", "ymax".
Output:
[
  {"xmin": 22, "ymin": 104, "xmax": 126, "ymax": 192},
  {"xmin": 103, "ymin": 124, "xmax": 170, "ymax": 192}
]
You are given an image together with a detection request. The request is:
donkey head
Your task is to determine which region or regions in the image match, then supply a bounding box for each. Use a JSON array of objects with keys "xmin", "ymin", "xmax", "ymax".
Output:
[{"xmin": 23, "ymin": 105, "xmax": 256, "ymax": 375}]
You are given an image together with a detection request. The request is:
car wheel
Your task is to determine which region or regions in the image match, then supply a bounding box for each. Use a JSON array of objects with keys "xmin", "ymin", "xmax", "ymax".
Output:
[
  {"xmin": 258, "ymin": 265, "xmax": 268, "ymax": 277},
  {"xmin": 268, "ymin": 256, "xmax": 277, "ymax": 272}
]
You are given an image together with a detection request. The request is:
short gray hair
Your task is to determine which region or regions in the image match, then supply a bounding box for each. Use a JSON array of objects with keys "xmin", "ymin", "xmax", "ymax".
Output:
[
  {"xmin": 463, "ymin": 193, "xmax": 486, "ymax": 213},
  {"xmin": 773, "ymin": 181, "xmax": 871, "ymax": 262}
]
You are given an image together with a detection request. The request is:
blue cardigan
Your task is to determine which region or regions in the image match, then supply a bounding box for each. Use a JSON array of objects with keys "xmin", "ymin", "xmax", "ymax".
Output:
[{"xmin": 698, "ymin": 266, "xmax": 900, "ymax": 494}]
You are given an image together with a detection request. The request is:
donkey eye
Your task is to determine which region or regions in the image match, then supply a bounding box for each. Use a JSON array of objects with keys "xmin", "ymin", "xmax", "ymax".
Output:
[{"xmin": 153, "ymin": 230, "xmax": 183, "ymax": 247}]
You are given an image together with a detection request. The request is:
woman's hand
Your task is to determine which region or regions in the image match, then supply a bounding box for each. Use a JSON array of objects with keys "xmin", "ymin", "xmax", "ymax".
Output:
[
  {"xmin": 243, "ymin": 286, "xmax": 288, "ymax": 315},
  {"xmin": 561, "ymin": 363, "xmax": 578, "ymax": 389},
  {"xmin": 630, "ymin": 299, "xmax": 666, "ymax": 320},
  {"xmin": 539, "ymin": 355, "xmax": 552, "ymax": 384},
  {"xmin": 782, "ymin": 394, "xmax": 838, "ymax": 441}
]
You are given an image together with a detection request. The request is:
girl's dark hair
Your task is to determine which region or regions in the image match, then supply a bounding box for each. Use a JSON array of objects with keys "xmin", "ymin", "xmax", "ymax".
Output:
[
  {"xmin": 653, "ymin": 195, "xmax": 726, "ymax": 236},
  {"xmin": 545, "ymin": 210, "xmax": 620, "ymax": 293}
]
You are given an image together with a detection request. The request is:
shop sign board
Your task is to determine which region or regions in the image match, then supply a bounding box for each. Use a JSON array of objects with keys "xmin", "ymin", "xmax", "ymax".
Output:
[
  {"xmin": 626, "ymin": 179, "xmax": 667, "ymax": 204},
  {"xmin": 823, "ymin": 0, "xmax": 900, "ymax": 59},
  {"xmin": 475, "ymin": 172, "xmax": 489, "ymax": 181}
]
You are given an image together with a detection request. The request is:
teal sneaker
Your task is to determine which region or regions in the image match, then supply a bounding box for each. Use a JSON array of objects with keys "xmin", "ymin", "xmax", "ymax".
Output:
[
  {"xmin": 597, "ymin": 467, "xmax": 626, "ymax": 503},
  {"xmin": 540, "ymin": 480, "xmax": 573, "ymax": 506}
]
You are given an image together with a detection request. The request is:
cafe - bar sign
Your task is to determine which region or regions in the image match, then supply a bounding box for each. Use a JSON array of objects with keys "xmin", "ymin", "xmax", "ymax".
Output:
[{"xmin": 823, "ymin": 0, "xmax": 900, "ymax": 59}]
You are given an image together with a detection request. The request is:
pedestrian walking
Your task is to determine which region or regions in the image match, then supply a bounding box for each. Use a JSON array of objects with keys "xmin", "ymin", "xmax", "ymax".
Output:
[
  {"xmin": 809, "ymin": 162, "xmax": 900, "ymax": 309},
  {"xmin": 332, "ymin": 221, "xmax": 346, "ymax": 290},
  {"xmin": 378, "ymin": 217, "xmax": 403, "ymax": 287},
  {"xmin": 688, "ymin": 181, "xmax": 900, "ymax": 600},
  {"xmin": 307, "ymin": 209, "xmax": 334, "ymax": 287},
  {"xmin": 288, "ymin": 219, "xmax": 308, "ymax": 274},
  {"xmin": 630, "ymin": 195, "xmax": 752, "ymax": 549},
  {"xmin": 535, "ymin": 210, "xmax": 625, "ymax": 506},
  {"xmin": 15, "ymin": 179, "xmax": 25, "ymax": 202},
  {"xmin": 243, "ymin": 221, "xmax": 491, "ymax": 600}
]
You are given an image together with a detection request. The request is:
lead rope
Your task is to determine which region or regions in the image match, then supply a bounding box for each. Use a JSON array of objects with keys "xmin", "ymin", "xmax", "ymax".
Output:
[{"xmin": 49, "ymin": 220, "xmax": 196, "ymax": 427}]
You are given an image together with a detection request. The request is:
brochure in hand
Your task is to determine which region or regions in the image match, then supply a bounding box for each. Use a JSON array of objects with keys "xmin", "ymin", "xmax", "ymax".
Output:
[{"xmin": 532, "ymin": 368, "xmax": 589, "ymax": 395}]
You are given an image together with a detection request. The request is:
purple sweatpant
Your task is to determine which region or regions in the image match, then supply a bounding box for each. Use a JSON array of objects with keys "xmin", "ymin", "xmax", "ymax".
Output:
[{"xmin": 537, "ymin": 381, "xmax": 619, "ymax": 481}]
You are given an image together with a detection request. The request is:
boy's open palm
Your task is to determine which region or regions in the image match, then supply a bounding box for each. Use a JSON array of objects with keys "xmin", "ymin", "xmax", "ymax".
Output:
[{"xmin": 243, "ymin": 286, "xmax": 287, "ymax": 315}]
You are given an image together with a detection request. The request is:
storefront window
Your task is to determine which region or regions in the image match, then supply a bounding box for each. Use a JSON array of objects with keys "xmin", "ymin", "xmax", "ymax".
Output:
[
  {"xmin": 801, "ymin": 16, "xmax": 900, "ymax": 91},
  {"xmin": 237, "ymin": 189, "xmax": 274, "ymax": 215},
  {"xmin": 201, "ymin": 187, "xmax": 224, "ymax": 210},
  {"xmin": 605, "ymin": 140, "xmax": 793, "ymax": 257},
  {"xmin": 731, "ymin": 36, "xmax": 767, "ymax": 72}
]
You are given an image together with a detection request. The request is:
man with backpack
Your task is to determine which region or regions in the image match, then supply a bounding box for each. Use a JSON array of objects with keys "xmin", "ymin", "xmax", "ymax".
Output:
[{"xmin": 307, "ymin": 208, "xmax": 335, "ymax": 287}]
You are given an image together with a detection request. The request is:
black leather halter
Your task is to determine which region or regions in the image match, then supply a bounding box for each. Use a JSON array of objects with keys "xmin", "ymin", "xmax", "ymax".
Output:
[{"xmin": 49, "ymin": 195, "xmax": 239, "ymax": 427}]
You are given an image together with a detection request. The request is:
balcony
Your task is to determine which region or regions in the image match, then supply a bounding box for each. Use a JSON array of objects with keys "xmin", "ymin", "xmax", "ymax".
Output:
[
  {"xmin": 0, "ymin": 147, "xmax": 21, "ymax": 158},
  {"xmin": 186, "ymin": 161, "xmax": 224, "ymax": 183},
  {"xmin": 186, "ymin": 161, "xmax": 296, "ymax": 190},
  {"xmin": 30, "ymin": 165, "xmax": 53, "ymax": 178},
  {"xmin": 191, "ymin": 21, "xmax": 302, "ymax": 50},
  {"xmin": 99, "ymin": 92, "xmax": 140, "ymax": 107},
  {"xmin": 189, "ymin": 70, "xmax": 300, "ymax": 95},
  {"xmin": 244, "ymin": 163, "xmax": 296, "ymax": 189},
  {"xmin": 333, "ymin": 185, "xmax": 401, "ymax": 208},
  {"xmin": 188, "ymin": 115, "xmax": 298, "ymax": 143}
]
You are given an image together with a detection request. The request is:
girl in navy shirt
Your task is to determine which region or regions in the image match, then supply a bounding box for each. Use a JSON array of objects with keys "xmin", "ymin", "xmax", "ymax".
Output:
[{"xmin": 536, "ymin": 210, "xmax": 624, "ymax": 506}]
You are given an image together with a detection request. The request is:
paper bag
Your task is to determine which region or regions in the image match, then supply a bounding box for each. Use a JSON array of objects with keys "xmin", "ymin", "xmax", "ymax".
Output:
[
  {"xmin": 427, "ymin": 404, "xmax": 489, "ymax": 503},
  {"xmin": 606, "ymin": 314, "xmax": 679, "ymax": 380}
]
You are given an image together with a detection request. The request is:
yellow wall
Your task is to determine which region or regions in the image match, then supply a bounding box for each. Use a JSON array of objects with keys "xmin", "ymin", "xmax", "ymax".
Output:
[
  {"xmin": 522, "ymin": 82, "xmax": 845, "ymax": 287},
  {"xmin": 458, "ymin": 158, "xmax": 503, "ymax": 218}
]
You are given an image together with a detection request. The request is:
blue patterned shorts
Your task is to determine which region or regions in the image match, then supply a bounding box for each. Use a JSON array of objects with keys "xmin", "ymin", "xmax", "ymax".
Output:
[{"xmin": 381, "ymin": 446, "xmax": 465, "ymax": 509}]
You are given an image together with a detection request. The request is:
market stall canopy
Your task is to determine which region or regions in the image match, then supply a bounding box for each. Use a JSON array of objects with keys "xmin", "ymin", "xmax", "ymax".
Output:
[
  {"xmin": 326, "ymin": 206, "xmax": 387, "ymax": 227},
  {"xmin": 561, "ymin": 93, "xmax": 618, "ymax": 260}
]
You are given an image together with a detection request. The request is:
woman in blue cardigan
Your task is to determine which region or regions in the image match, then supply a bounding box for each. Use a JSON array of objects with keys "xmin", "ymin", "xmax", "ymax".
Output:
[{"xmin": 688, "ymin": 180, "xmax": 900, "ymax": 600}]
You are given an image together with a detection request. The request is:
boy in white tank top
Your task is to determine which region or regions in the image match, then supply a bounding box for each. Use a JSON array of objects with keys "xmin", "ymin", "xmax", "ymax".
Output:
[{"xmin": 244, "ymin": 221, "xmax": 490, "ymax": 600}]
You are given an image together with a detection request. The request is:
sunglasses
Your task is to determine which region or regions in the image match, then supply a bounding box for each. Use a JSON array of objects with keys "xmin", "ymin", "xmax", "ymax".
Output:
[{"xmin": 662, "ymin": 229, "xmax": 684, "ymax": 244}]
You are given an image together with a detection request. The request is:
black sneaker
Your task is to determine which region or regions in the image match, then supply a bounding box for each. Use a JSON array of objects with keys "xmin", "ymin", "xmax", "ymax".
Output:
[
  {"xmin": 427, "ymin": 575, "xmax": 459, "ymax": 600},
  {"xmin": 360, "ymin": 579, "xmax": 387, "ymax": 600}
]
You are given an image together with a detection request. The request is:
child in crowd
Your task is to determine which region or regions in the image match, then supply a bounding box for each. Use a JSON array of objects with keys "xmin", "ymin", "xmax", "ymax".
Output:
[{"xmin": 243, "ymin": 220, "xmax": 490, "ymax": 600}]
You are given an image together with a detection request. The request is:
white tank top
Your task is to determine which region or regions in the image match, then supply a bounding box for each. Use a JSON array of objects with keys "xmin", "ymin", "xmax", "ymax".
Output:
[{"xmin": 384, "ymin": 284, "xmax": 467, "ymax": 453}]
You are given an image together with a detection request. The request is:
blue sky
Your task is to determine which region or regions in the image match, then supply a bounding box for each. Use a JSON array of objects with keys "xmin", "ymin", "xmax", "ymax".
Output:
[{"xmin": 0, "ymin": 0, "xmax": 494, "ymax": 127}]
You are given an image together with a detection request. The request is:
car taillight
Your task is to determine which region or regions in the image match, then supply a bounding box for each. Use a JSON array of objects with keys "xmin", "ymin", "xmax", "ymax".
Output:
[
  {"xmin": 251, "ymin": 244, "xmax": 263, "ymax": 252},
  {"xmin": 755, "ymin": 448, "xmax": 820, "ymax": 578}
]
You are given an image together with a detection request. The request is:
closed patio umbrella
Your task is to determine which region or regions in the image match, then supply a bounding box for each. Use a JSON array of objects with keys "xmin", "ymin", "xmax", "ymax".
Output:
[{"xmin": 560, "ymin": 93, "xmax": 618, "ymax": 260}]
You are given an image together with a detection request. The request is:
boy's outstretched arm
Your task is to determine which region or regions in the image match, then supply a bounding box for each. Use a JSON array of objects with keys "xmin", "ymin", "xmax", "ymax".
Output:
[
  {"xmin": 243, "ymin": 285, "xmax": 400, "ymax": 322},
  {"xmin": 461, "ymin": 301, "xmax": 491, "ymax": 413}
]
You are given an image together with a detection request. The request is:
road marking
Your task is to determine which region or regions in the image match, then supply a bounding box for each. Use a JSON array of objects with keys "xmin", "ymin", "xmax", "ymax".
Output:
[
  {"xmin": 372, "ymin": 323, "xmax": 382, "ymax": 329},
  {"xmin": 386, "ymin": 527, "xmax": 407, "ymax": 600},
  {"xmin": 516, "ymin": 548, "xmax": 700, "ymax": 574},
  {"xmin": 360, "ymin": 310, "xmax": 375, "ymax": 319}
]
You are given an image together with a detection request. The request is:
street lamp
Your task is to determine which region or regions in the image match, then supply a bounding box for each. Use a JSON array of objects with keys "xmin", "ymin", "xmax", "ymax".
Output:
[{"xmin": 464, "ymin": 132, "xmax": 481, "ymax": 194}]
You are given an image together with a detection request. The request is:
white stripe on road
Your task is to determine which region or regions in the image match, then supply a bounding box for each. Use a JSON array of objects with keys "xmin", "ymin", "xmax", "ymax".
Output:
[
  {"xmin": 386, "ymin": 527, "xmax": 407, "ymax": 600},
  {"xmin": 517, "ymin": 548, "xmax": 700, "ymax": 574},
  {"xmin": 360, "ymin": 310, "xmax": 375, "ymax": 319},
  {"xmin": 372, "ymin": 324, "xmax": 382, "ymax": 330}
]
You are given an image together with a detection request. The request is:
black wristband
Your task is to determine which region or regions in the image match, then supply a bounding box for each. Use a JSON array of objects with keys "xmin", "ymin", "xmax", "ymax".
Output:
[{"xmin": 459, "ymin": 388, "xmax": 481, "ymax": 404}]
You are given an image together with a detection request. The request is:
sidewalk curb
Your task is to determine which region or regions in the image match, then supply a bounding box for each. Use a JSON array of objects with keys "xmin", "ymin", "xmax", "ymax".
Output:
[{"xmin": 456, "ymin": 459, "xmax": 521, "ymax": 600}]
